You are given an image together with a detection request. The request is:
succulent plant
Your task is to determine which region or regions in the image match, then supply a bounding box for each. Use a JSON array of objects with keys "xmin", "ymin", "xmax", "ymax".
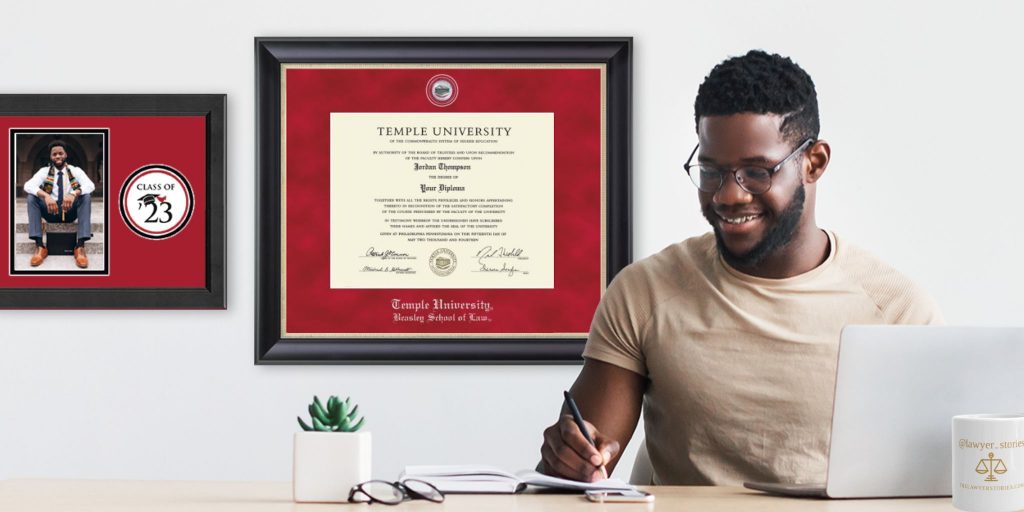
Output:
[{"xmin": 297, "ymin": 395, "xmax": 366, "ymax": 432}]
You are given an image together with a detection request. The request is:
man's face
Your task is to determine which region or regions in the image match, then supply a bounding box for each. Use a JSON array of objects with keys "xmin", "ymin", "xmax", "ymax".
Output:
[
  {"xmin": 696, "ymin": 113, "xmax": 808, "ymax": 268},
  {"xmin": 49, "ymin": 146, "xmax": 67, "ymax": 168}
]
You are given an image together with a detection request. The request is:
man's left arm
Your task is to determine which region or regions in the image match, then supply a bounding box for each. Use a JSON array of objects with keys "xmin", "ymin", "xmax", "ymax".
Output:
[
  {"xmin": 891, "ymin": 282, "xmax": 945, "ymax": 325},
  {"xmin": 72, "ymin": 167, "xmax": 95, "ymax": 195},
  {"xmin": 62, "ymin": 167, "xmax": 94, "ymax": 211}
]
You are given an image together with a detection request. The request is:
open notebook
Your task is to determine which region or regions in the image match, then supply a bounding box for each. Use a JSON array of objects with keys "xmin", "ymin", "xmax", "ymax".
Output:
[{"xmin": 400, "ymin": 465, "xmax": 635, "ymax": 494}]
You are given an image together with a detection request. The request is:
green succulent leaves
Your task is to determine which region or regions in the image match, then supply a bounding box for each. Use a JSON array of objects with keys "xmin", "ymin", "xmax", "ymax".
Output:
[{"xmin": 297, "ymin": 395, "xmax": 366, "ymax": 432}]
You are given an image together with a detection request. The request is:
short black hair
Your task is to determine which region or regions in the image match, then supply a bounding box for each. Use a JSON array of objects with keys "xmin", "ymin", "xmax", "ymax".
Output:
[
  {"xmin": 47, "ymin": 139, "xmax": 68, "ymax": 153},
  {"xmin": 694, "ymin": 50, "xmax": 819, "ymax": 144}
]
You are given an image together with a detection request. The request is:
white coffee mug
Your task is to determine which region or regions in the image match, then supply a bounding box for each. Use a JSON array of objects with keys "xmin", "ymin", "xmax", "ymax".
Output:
[{"xmin": 953, "ymin": 414, "xmax": 1024, "ymax": 512}]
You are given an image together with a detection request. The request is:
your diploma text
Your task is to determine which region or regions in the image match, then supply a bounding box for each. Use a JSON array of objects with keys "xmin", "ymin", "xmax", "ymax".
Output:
[{"xmin": 420, "ymin": 184, "xmax": 466, "ymax": 193}]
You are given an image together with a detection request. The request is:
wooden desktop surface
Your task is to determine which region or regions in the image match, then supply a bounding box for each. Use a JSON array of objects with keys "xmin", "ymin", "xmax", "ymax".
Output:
[{"xmin": 0, "ymin": 479, "xmax": 960, "ymax": 511}]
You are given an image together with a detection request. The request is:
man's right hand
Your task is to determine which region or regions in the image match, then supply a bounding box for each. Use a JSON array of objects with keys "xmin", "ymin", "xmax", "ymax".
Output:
[
  {"xmin": 541, "ymin": 413, "xmax": 621, "ymax": 482},
  {"xmin": 536, "ymin": 360, "xmax": 645, "ymax": 483},
  {"xmin": 43, "ymin": 195, "xmax": 58, "ymax": 215}
]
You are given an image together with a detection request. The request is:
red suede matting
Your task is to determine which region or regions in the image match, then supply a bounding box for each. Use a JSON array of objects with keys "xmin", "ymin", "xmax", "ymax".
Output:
[{"xmin": 284, "ymin": 67, "xmax": 603, "ymax": 335}]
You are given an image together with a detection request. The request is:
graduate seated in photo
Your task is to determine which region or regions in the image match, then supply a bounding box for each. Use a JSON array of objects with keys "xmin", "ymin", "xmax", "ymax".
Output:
[{"xmin": 23, "ymin": 139, "xmax": 95, "ymax": 268}]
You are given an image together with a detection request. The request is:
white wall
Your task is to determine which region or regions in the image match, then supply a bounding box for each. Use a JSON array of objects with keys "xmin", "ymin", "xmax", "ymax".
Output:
[{"xmin": 1, "ymin": 0, "xmax": 1021, "ymax": 482}]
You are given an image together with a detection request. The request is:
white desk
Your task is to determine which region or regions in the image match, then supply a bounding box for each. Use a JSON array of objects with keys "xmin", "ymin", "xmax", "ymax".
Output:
[{"xmin": 0, "ymin": 479, "xmax": 960, "ymax": 511}]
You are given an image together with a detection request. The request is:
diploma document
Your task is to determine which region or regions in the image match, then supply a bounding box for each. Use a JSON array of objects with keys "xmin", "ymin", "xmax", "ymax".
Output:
[{"xmin": 330, "ymin": 112, "xmax": 554, "ymax": 289}]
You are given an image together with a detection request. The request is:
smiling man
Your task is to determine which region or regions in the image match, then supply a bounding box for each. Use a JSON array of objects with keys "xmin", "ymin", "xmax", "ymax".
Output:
[{"xmin": 539, "ymin": 50, "xmax": 942, "ymax": 486}]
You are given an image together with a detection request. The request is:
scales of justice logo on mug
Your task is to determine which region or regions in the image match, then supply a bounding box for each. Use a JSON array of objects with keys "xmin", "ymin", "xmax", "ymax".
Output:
[
  {"xmin": 976, "ymin": 452, "xmax": 1009, "ymax": 482},
  {"xmin": 119, "ymin": 164, "xmax": 195, "ymax": 240},
  {"xmin": 426, "ymin": 74, "xmax": 458, "ymax": 107}
]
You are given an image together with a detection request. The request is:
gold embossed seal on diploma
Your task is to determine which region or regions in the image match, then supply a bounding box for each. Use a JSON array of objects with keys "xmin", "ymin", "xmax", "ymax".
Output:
[{"xmin": 329, "ymin": 112, "xmax": 554, "ymax": 289}]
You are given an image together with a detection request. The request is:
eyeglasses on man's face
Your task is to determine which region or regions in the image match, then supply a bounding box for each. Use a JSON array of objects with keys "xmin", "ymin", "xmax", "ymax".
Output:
[
  {"xmin": 348, "ymin": 478, "xmax": 445, "ymax": 505},
  {"xmin": 683, "ymin": 138, "xmax": 814, "ymax": 195}
]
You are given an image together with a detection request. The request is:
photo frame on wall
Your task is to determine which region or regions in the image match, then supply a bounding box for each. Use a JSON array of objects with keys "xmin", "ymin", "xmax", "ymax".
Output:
[
  {"xmin": 256, "ymin": 38, "xmax": 631, "ymax": 363},
  {"xmin": 0, "ymin": 94, "xmax": 226, "ymax": 309}
]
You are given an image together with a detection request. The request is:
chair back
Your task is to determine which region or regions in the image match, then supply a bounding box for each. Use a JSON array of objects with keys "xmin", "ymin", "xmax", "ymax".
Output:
[{"xmin": 628, "ymin": 438, "xmax": 653, "ymax": 485}]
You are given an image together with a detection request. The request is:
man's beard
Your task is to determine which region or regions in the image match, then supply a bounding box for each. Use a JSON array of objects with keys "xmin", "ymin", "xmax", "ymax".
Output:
[{"xmin": 706, "ymin": 183, "xmax": 805, "ymax": 269}]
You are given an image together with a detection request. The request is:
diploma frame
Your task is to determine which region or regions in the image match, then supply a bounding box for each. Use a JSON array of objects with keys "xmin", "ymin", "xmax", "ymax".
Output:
[
  {"xmin": 256, "ymin": 38, "xmax": 631, "ymax": 364},
  {"xmin": 0, "ymin": 94, "xmax": 226, "ymax": 309}
]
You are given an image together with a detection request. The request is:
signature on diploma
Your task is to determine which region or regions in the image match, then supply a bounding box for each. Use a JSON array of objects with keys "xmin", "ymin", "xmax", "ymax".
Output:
[
  {"xmin": 477, "ymin": 262, "xmax": 529, "ymax": 277},
  {"xmin": 364, "ymin": 247, "xmax": 413, "ymax": 260},
  {"xmin": 361, "ymin": 265, "xmax": 415, "ymax": 274},
  {"xmin": 475, "ymin": 246, "xmax": 529, "ymax": 276},
  {"xmin": 475, "ymin": 245, "xmax": 526, "ymax": 261}
]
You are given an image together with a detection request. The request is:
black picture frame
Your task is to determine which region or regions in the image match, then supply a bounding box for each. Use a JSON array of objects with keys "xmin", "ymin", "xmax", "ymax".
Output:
[
  {"xmin": 0, "ymin": 94, "xmax": 226, "ymax": 309},
  {"xmin": 255, "ymin": 38, "xmax": 631, "ymax": 364}
]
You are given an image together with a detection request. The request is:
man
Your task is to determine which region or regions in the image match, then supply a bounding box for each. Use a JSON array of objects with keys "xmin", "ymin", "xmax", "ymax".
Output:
[
  {"xmin": 539, "ymin": 50, "xmax": 942, "ymax": 486},
  {"xmin": 23, "ymin": 139, "xmax": 95, "ymax": 268}
]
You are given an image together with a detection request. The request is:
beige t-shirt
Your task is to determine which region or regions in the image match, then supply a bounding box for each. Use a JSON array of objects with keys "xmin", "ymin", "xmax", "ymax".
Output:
[{"xmin": 582, "ymin": 231, "xmax": 943, "ymax": 486}]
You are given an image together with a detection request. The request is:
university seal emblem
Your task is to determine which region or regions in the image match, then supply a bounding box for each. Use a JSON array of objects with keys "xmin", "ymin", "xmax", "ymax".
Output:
[
  {"xmin": 426, "ymin": 74, "xmax": 459, "ymax": 107},
  {"xmin": 429, "ymin": 248, "xmax": 457, "ymax": 276}
]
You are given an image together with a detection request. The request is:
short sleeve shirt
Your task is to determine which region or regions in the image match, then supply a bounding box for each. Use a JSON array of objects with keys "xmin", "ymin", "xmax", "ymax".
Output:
[{"xmin": 582, "ymin": 231, "xmax": 943, "ymax": 485}]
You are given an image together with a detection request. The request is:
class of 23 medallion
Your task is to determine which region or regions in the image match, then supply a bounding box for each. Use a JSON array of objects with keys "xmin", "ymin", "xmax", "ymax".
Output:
[{"xmin": 118, "ymin": 165, "xmax": 195, "ymax": 240}]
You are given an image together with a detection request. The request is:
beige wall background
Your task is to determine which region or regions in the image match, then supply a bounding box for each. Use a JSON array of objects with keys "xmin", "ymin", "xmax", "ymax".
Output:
[{"xmin": 1, "ymin": 0, "xmax": 1021, "ymax": 481}]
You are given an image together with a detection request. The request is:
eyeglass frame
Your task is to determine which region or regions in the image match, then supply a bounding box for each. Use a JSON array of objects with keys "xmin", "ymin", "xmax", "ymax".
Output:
[
  {"xmin": 683, "ymin": 138, "xmax": 815, "ymax": 195},
  {"xmin": 348, "ymin": 478, "xmax": 446, "ymax": 506}
]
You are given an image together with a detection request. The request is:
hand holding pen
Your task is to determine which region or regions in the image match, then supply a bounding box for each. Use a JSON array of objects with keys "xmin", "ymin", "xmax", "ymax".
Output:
[
  {"xmin": 564, "ymin": 390, "xmax": 610, "ymax": 480},
  {"xmin": 539, "ymin": 390, "xmax": 621, "ymax": 482}
]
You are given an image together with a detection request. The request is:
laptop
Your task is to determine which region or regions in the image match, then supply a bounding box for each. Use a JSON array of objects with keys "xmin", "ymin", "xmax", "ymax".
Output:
[{"xmin": 745, "ymin": 325, "xmax": 1024, "ymax": 498}]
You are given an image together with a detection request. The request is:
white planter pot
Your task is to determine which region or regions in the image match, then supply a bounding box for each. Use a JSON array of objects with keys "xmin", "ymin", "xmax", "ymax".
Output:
[{"xmin": 293, "ymin": 431, "xmax": 372, "ymax": 503}]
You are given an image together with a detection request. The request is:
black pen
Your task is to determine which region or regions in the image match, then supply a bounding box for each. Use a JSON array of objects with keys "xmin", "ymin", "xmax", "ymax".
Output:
[{"xmin": 563, "ymin": 390, "xmax": 609, "ymax": 479}]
